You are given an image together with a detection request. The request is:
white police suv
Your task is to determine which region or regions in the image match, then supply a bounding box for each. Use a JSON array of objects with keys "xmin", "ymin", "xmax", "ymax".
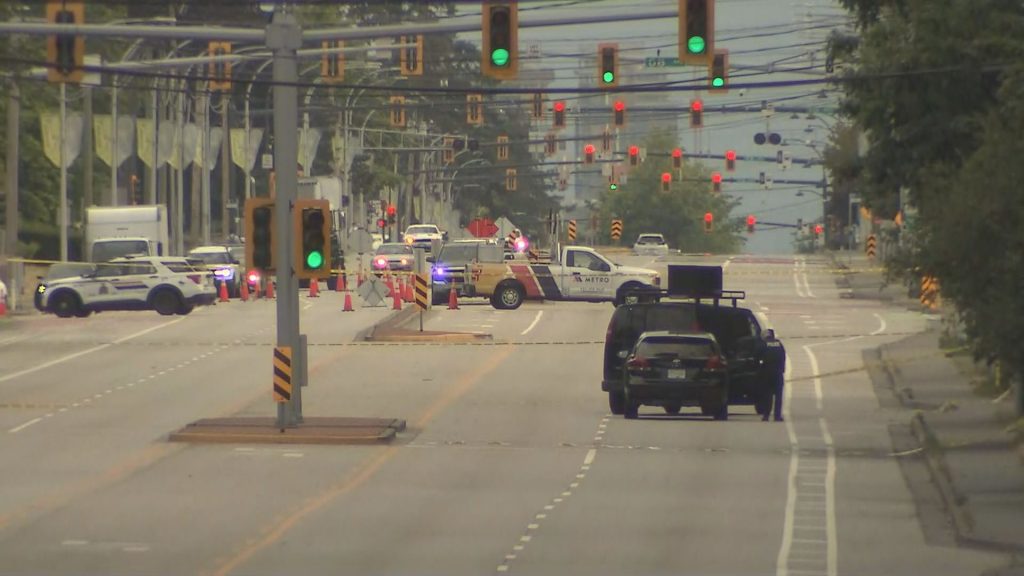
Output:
[{"xmin": 38, "ymin": 256, "xmax": 217, "ymax": 318}]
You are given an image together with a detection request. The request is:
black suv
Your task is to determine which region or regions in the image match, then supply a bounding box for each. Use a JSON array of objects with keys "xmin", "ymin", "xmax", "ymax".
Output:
[
  {"xmin": 603, "ymin": 299, "xmax": 770, "ymax": 417},
  {"xmin": 622, "ymin": 331, "xmax": 730, "ymax": 420}
]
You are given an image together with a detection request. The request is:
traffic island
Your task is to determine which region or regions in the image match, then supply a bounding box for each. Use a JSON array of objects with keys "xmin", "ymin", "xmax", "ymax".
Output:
[
  {"xmin": 360, "ymin": 301, "xmax": 493, "ymax": 343},
  {"xmin": 168, "ymin": 417, "xmax": 406, "ymax": 445}
]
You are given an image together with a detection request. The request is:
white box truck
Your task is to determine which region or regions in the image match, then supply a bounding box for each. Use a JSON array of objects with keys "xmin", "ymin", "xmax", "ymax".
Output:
[{"xmin": 85, "ymin": 205, "xmax": 170, "ymax": 262}]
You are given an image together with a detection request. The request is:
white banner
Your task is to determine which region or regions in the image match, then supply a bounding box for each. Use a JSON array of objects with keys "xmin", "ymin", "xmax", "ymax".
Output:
[
  {"xmin": 298, "ymin": 127, "xmax": 322, "ymax": 175},
  {"xmin": 331, "ymin": 133, "xmax": 364, "ymax": 175},
  {"xmin": 167, "ymin": 123, "xmax": 200, "ymax": 170},
  {"xmin": 94, "ymin": 115, "xmax": 136, "ymax": 169},
  {"xmin": 40, "ymin": 112, "xmax": 83, "ymax": 169},
  {"xmin": 136, "ymin": 118, "xmax": 154, "ymax": 168},
  {"xmin": 137, "ymin": 118, "xmax": 180, "ymax": 169},
  {"xmin": 231, "ymin": 128, "xmax": 264, "ymax": 172},
  {"xmin": 194, "ymin": 127, "xmax": 223, "ymax": 170}
]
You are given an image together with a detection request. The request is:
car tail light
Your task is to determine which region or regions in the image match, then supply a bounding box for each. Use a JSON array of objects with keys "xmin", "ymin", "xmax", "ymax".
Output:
[
  {"xmin": 247, "ymin": 271, "xmax": 260, "ymax": 284},
  {"xmin": 705, "ymin": 355, "xmax": 726, "ymax": 371},
  {"xmin": 374, "ymin": 257, "xmax": 388, "ymax": 269},
  {"xmin": 626, "ymin": 356, "xmax": 650, "ymax": 371}
]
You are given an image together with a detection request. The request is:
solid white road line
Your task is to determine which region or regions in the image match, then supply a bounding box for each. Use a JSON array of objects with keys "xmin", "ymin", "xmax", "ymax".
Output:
[
  {"xmin": 820, "ymin": 418, "xmax": 838, "ymax": 576},
  {"xmin": 871, "ymin": 313, "xmax": 887, "ymax": 335},
  {"xmin": 0, "ymin": 333, "xmax": 33, "ymax": 348},
  {"xmin": 803, "ymin": 346, "xmax": 824, "ymax": 411},
  {"xmin": 8, "ymin": 417, "xmax": 43, "ymax": 434},
  {"xmin": 520, "ymin": 310, "xmax": 544, "ymax": 336},
  {"xmin": 0, "ymin": 317, "xmax": 185, "ymax": 385},
  {"xmin": 583, "ymin": 448, "xmax": 596, "ymax": 466},
  {"xmin": 793, "ymin": 271, "xmax": 807, "ymax": 298}
]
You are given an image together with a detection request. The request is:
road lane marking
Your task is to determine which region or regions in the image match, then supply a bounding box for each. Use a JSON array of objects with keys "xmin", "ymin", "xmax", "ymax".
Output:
[
  {"xmin": 793, "ymin": 271, "xmax": 807, "ymax": 298},
  {"xmin": 8, "ymin": 417, "xmax": 43, "ymax": 434},
  {"xmin": 0, "ymin": 317, "xmax": 185, "ymax": 385},
  {"xmin": 871, "ymin": 313, "xmax": 886, "ymax": 335},
  {"xmin": 0, "ymin": 334, "xmax": 32, "ymax": 348},
  {"xmin": 520, "ymin": 310, "xmax": 544, "ymax": 336},
  {"xmin": 820, "ymin": 418, "xmax": 838, "ymax": 576}
]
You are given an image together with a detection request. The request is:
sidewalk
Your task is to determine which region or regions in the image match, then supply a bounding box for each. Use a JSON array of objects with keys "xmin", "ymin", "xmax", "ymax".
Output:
[{"xmin": 831, "ymin": 250, "xmax": 1024, "ymax": 569}]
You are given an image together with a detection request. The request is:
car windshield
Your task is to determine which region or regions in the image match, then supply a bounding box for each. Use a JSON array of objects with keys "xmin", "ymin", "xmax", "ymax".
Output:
[
  {"xmin": 92, "ymin": 240, "xmax": 149, "ymax": 262},
  {"xmin": 637, "ymin": 235, "xmax": 664, "ymax": 244},
  {"xmin": 637, "ymin": 337, "xmax": 715, "ymax": 359},
  {"xmin": 436, "ymin": 244, "xmax": 478, "ymax": 263},
  {"xmin": 406, "ymin": 226, "xmax": 438, "ymax": 235},
  {"xmin": 44, "ymin": 262, "xmax": 96, "ymax": 281},
  {"xmin": 188, "ymin": 251, "xmax": 232, "ymax": 265},
  {"xmin": 377, "ymin": 244, "xmax": 413, "ymax": 255}
]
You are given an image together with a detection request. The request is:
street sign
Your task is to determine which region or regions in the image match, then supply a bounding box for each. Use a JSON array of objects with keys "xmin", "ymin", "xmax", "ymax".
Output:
[
  {"xmin": 644, "ymin": 57, "xmax": 685, "ymax": 68},
  {"xmin": 610, "ymin": 219, "xmax": 623, "ymax": 240},
  {"xmin": 346, "ymin": 228, "xmax": 374, "ymax": 254},
  {"xmin": 272, "ymin": 346, "xmax": 292, "ymax": 403},
  {"xmin": 357, "ymin": 275, "xmax": 390, "ymax": 307},
  {"xmin": 866, "ymin": 234, "xmax": 877, "ymax": 259},
  {"xmin": 414, "ymin": 274, "xmax": 429, "ymax": 311},
  {"xmin": 567, "ymin": 220, "xmax": 577, "ymax": 242},
  {"xmin": 467, "ymin": 218, "xmax": 499, "ymax": 238}
]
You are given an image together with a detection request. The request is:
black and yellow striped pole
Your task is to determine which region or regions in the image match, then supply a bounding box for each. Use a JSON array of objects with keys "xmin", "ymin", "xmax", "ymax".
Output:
[
  {"xmin": 414, "ymin": 273, "xmax": 429, "ymax": 331},
  {"xmin": 273, "ymin": 346, "xmax": 293, "ymax": 429}
]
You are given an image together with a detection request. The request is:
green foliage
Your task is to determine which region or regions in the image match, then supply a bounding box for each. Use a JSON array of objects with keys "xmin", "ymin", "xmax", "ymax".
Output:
[{"xmin": 597, "ymin": 131, "xmax": 741, "ymax": 253}]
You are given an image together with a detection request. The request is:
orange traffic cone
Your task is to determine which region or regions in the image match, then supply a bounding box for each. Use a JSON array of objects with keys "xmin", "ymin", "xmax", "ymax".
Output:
[
  {"xmin": 253, "ymin": 280, "xmax": 261, "ymax": 300},
  {"xmin": 309, "ymin": 278, "xmax": 320, "ymax": 298},
  {"xmin": 335, "ymin": 274, "xmax": 346, "ymax": 292},
  {"xmin": 404, "ymin": 279, "xmax": 414, "ymax": 303},
  {"xmin": 265, "ymin": 280, "xmax": 275, "ymax": 299},
  {"xmin": 218, "ymin": 281, "xmax": 230, "ymax": 303},
  {"xmin": 0, "ymin": 299, "xmax": 6, "ymax": 317},
  {"xmin": 392, "ymin": 289, "xmax": 402, "ymax": 310},
  {"xmin": 448, "ymin": 287, "xmax": 460, "ymax": 310},
  {"xmin": 239, "ymin": 280, "xmax": 250, "ymax": 302},
  {"xmin": 343, "ymin": 292, "xmax": 355, "ymax": 312}
]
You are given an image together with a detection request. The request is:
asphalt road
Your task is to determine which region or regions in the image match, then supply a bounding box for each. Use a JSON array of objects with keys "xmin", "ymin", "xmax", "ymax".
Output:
[{"xmin": 0, "ymin": 254, "xmax": 1008, "ymax": 575}]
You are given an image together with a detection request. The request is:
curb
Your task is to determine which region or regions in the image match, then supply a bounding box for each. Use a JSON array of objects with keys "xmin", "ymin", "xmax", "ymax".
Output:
[{"xmin": 909, "ymin": 411, "xmax": 977, "ymax": 543}]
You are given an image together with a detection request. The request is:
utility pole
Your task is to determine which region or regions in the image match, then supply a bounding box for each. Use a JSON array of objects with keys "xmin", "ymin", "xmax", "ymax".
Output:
[
  {"xmin": 4, "ymin": 80, "xmax": 18, "ymax": 257},
  {"xmin": 267, "ymin": 6, "xmax": 304, "ymax": 427},
  {"xmin": 220, "ymin": 92, "xmax": 231, "ymax": 240},
  {"xmin": 146, "ymin": 86, "xmax": 157, "ymax": 205},
  {"xmin": 82, "ymin": 85, "xmax": 94, "ymax": 211},
  {"xmin": 110, "ymin": 80, "xmax": 118, "ymax": 206},
  {"xmin": 59, "ymin": 82, "xmax": 68, "ymax": 261}
]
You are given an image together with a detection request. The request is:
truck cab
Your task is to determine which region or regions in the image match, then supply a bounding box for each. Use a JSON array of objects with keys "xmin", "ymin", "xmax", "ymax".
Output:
[{"xmin": 429, "ymin": 239, "xmax": 504, "ymax": 304}]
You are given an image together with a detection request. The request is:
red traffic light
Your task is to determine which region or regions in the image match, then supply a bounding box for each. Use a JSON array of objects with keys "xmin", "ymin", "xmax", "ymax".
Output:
[
  {"xmin": 711, "ymin": 172, "xmax": 722, "ymax": 183},
  {"xmin": 661, "ymin": 172, "xmax": 672, "ymax": 183},
  {"xmin": 691, "ymin": 99, "xmax": 704, "ymax": 112},
  {"xmin": 814, "ymin": 224, "xmax": 824, "ymax": 235},
  {"xmin": 613, "ymin": 100, "xmax": 625, "ymax": 112},
  {"xmin": 725, "ymin": 150, "xmax": 736, "ymax": 161},
  {"xmin": 386, "ymin": 204, "xmax": 397, "ymax": 216},
  {"xmin": 377, "ymin": 218, "xmax": 387, "ymax": 228},
  {"xmin": 672, "ymin": 148, "xmax": 682, "ymax": 159},
  {"xmin": 704, "ymin": 212, "xmax": 714, "ymax": 223},
  {"xmin": 553, "ymin": 101, "xmax": 566, "ymax": 112},
  {"xmin": 628, "ymin": 145, "xmax": 639, "ymax": 156},
  {"xmin": 584, "ymin": 144, "xmax": 595, "ymax": 155},
  {"xmin": 746, "ymin": 214, "xmax": 756, "ymax": 226}
]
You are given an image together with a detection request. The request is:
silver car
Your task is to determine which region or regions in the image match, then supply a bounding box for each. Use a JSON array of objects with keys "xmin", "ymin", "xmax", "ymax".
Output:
[{"xmin": 633, "ymin": 233, "xmax": 670, "ymax": 256}]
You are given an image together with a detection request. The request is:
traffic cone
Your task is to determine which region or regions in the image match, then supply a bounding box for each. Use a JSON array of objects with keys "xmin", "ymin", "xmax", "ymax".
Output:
[
  {"xmin": 218, "ymin": 281, "xmax": 229, "ymax": 303},
  {"xmin": 335, "ymin": 273, "xmax": 346, "ymax": 292},
  {"xmin": 404, "ymin": 279, "xmax": 414, "ymax": 303},
  {"xmin": 392, "ymin": 289, "xmax": 402, "ymax": 310},
  {"xmin": 309, "ymin": 278, "xmax": 320, "ymax": 298},
  {"xmin": 343, "ymin": 292, "xmax": 355, "ymax": 312},
  {"xmin": 0, "ymin": 299, "xmax": 6, "ymax": 317},
  {"xmin": 448, "ymin": 287, "xmax": 460, "ymax": 310},
  {"xmin": 239, "ymin": 280, "xmax": 250, "ymax": 302},
  {"xmin": 266, "ymin": 280, "xmax": 275, "ymax": 299},
  {"xmin": 253, "ymin": 281, "xmax": 261, "ymax": 300}
]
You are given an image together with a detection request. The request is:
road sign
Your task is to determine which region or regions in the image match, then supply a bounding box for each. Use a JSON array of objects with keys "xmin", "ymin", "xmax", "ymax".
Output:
[
  {"xmin": 467, "ymin": 218, "xmax": 499, "ymax": 238},
  {"xmin": 414, "ymin": 274, "xmax": 429, "ymax": 311},
  {"xmin": 567, "ymin": 219, "xmax": 577, "ymax": 242},
  {"xmin": 610, "ymin": 219, "xmax": 623, "ymax": 241},
  {"xmin": 357, "ymin": 275, "xmax": 390, "ymax": 307},
  {"xmin": 644, "ymin": 57, "xmax": 684, "ymax": 68},
  {"xmin": 920, "ymin": 276, "xmax": 940, "ymax": 310},
  {"xmin": 346, "ymin": 228, "xmax": 374, "ymax": 254},
  {"xmin": 272, "ymin": 346, "xmax": 292, "ymax": 403},
  {"xmin": 866, "ymin": 234, "xmax": 877, "ymax": 259}
]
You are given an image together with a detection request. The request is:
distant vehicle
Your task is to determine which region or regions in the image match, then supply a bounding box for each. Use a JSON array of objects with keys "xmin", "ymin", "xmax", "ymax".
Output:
[
  {"xmin": 633, "ymin": 233, "xmax": 669, "ymax": 256},
  {"xmin": 403, "ymin": 224, "xmax": 445, "ymax": 250},
  {"xmin": 469, "ymin": 245, "xmax": 660, "ymax": 310},
  {"xmin": 429, "ymin": 239, "xmax": 504, "ymax": 305},
  {"xmin": 188, "ymin": 246, "xmax": 243, "ymax": 297},
  {"xmin": 621, "ymin": 331, "xmax": 730, "ymax": 420},
  {"xmin": 37, "ymin": 256, "xmax": 216, "ymax": 318},
  {"xmin": 372, "ymin": 243, "xmax": 415, "ymax": 274},
  {"xmin": 85, "ymin": 205, "xmax": 170, "ymax": 262}
]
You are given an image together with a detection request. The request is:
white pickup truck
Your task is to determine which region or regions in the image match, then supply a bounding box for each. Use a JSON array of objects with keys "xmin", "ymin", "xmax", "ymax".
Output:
[{"xmin": 468, "ymin": 245, "xmax": 660, "ymax": 309}]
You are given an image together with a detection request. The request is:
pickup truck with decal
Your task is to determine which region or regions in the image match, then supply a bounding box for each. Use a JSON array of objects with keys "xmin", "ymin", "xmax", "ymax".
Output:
[{"xmin": 467, "ymin": 245, "xmax": 660, "ymax": 309}]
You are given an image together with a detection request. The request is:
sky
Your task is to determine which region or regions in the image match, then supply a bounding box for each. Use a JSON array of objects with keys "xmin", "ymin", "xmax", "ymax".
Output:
[{"xmin": 458, "ymin": 0, "xmax": 853, "ymax": 254}]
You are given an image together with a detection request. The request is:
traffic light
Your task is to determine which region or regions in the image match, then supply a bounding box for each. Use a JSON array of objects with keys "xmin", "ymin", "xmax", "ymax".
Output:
[
  {"xmin": 553, "ymin": 101, "xmax": 566, "ymax": 129},
  {"xmin": 661, "ymin": 172, "xmax": 672, "ymax": 193},
  {"xmin": 602, "ymin": 127, "xmax": 612, "ymax": 153},
  {"xmin": 244, "ymin": 199, "xmax": 276, "ymax": 271},
  {"xmin": 545, "ymin": 133, "xmax": 557, "ymax": 156},
  {"xmin": 321, "ymin": 40, "xmax": 344, "ymax": 82},
  {"xmin": 386, "ymin": 203, "xmax": 397, "ymax": 224},
  {"xmin": 294, "ymin": 199, "xmax": 331, "ymax": 280},
  {"xmin": 598, "ymin": 43, "xmax": 619, "ymax": 88},
  {"xmin": 377, "ymin": 218, "xmax": 387, "ymax": 229},
  {"xmin": 208, "ymin": 41, "xmax": 232, "ymax": 92},
  {"xmin": 389, "ymin": 96, "xmax": 406, "ymax": 128},
  {"xmin": 443, "ymin": 136, "xmax": 454, "ymax": 164},
  {"xmin": 709, "ymin": 49, "xmax": 728, "ymax": 92},
  {"xmin": 704, "ymin": 211, "xmax": 714, "ymax": 233},
  {"xmin": 532, "ymin": 92, "xmax": 544, "ymax": 119},
  {"xmin": 711, "ymin": 171, "xmax": 722, "ymax": 193},
  {"xmin": 679, "ymin": 0, "xmax": 715, "ymax": 65},
  {"xmin": 725, "ymin": 149, "xmax": 736, "ymax": 172},
  {"xmin": 482, "ymin": 2, "xmax": 518, "ymax": 80},
  {"xmin": 584, "ymin": 143, "xmax": 595, "ymax": 165},
  {"xmin": 497, "ymin": 134, "xmax": 510, "ymax": 161},
  {"xmin": 690, "ymin": 99, "xmax": 703, "ymax": 128},
  {"xmin": 47, "ymin": 1, "xmax": 84, "ymax": 84},
  {"xmin": 613, "ymin": 100, "xmax": 626, "ymax": 128},
  {"xmin": 814, "ymin": 223, "xmax": 824, "ymax": 236},
  {"xmin": 746, "ymin": 214, "xmax": 756, "ymax": 233},
  {"xmin": 399, "ymin": 34, "xmax": 424, "ymax": 76},
  {"xmin": 628, "ymin": 145, "xmax": 640, "ymax": 167},
  {"xmin": 672, "ymin": 147, "xmax": 683, "ymax": 169},
  {"xmin": 467, "ymin": 93, "xmax": 483, "ymax": 125},
  {"xmin": 505, "ymin": 168, "xmax": 518, "ymax": 191}
]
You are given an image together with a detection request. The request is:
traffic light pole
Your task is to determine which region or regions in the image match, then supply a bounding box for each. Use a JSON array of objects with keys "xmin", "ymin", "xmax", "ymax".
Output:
[{"xmin": 268, "ymin": 8, "xmax": 304, "ymax": 428}]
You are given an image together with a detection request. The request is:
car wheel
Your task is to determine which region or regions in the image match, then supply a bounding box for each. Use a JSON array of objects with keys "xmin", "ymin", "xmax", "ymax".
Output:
[
  {"xmin": 663, "ymin": 403, "xmax": 681, "ymax": 415},
  {"xmin": 177, "ymin": 302, "xmax": 195, "ymax": 316},
  {"xmin": 623, "ymin": 388, "xmax": 639, "ymax": 419},
  {"xmin": 152, "ymin": 289, "xmax": 182, "ymax": 316},
  {"xmin": 73, "ymin": 308, "xmax": 93, "ymax": 318},
  {"xmin": 494, "ymin": 282, "xmax": 524, "ymax": 310},
  {"xmin": 50, "ymin": 291, "xmax": 79, "ymax": 319},
  {"xmin": 608, "ymin": 391, "xmax": 625, "ymax": 415}
]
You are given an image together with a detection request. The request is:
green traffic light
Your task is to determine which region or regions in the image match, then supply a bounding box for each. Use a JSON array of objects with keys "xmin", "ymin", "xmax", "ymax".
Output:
[
  {"xmin": 491, "ymin": 48, "xmax": 510, "ymax": 67},
  {"xmin": 602, "ymin": 71, "xmax": 615, "ymax": 84},
  {"xmin": 687, "ymin": 36, "xmax": 706, "ymax": 55},
  {"xmin": 306, "ymin": 250, "xmax": 324, "ymax": 269},
  {"xmin": 609, "ymin": 183, "xmax": 618, "ymax": 191},
  {"xmin": 712, "ymin": 77, "xmax": 724, "ymax": 88}
]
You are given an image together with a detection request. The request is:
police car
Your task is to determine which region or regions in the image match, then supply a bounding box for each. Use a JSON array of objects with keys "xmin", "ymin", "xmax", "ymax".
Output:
[{"xmin": 37, "ymin": 256, "xmax": 217, "ymax": 318}]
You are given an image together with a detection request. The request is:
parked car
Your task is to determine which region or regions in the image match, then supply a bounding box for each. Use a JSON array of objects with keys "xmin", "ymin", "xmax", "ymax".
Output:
[
  {"xmin": 188, "ymin": 246, "xmax": 243, "ymax": 297},
  {"xmin": 633, "ymin": 233, "xmax": 670, "ymax": 256},
  {"xmin": 621, "ymin": 331, "xmax": 730, "ymax": 420}
]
